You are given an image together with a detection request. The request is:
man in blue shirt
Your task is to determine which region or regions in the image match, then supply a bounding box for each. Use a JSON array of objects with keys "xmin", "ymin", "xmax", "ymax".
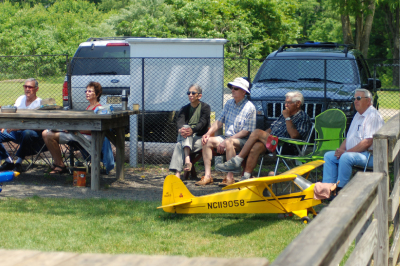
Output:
[
  {"xmin": 196, "ymin": 77, "xmax": 256, "ymax": 187},
  {"xmin": 216, "ymin": 91, "xmax": 311, "ymax": 180}
]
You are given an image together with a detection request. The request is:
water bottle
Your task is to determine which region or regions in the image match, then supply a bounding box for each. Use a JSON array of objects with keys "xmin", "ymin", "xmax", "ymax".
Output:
[{"xmin": 121, "ymin": 90, "xmax": 128, "ymax": 111}]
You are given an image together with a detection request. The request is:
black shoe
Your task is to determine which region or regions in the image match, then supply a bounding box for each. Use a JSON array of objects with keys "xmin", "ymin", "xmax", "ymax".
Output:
[
  {"xmin": 0, "ymin": 161, "xmax": 15, "ymax": 171},
  {"xmin": 13, "ymin": 163, "xmax": 23, "ymax": 173}
]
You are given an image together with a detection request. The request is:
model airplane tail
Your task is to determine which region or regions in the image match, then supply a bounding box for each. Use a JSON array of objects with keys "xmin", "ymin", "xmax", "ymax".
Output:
[
  {"xmin": 0, "ymin": 171, "xmax": 20, "ymax": 193},
  {"xmin": 158, "ymin": 175, "xmax": 195, "ymax": 212}
]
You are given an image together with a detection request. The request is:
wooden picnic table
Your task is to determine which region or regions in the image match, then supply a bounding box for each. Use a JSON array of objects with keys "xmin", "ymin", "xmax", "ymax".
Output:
[{"xmin": 0, "ymin": 109, "xmax": 136, "ymax": 191}]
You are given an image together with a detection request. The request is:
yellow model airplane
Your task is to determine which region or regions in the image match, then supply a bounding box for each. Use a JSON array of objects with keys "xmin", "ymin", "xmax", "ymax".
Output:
[{"xmin": 158, "ymin": 160, "xmax": 325, "ymax": 224}]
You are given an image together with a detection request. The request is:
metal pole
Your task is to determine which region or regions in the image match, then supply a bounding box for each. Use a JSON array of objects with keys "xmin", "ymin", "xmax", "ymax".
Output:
[
  {"xmin": 247, "ymin": 58, "xmax": 251, "ymax": 81},
  {"xmin": 141, "ymin": 58, "xmax": 145, "ymax": 169},
  {"xmin": 324, "ymin": 59, "xmax": 327, "ymax": 109}
]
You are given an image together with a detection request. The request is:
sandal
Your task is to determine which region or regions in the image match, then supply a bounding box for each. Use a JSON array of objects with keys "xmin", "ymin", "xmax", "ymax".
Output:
[{"xmin": 50, "ymin": 164, "xmax": 69, "ymax": 175}]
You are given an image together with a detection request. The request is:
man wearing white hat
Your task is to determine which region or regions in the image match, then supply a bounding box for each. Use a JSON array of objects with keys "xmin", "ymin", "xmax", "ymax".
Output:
[
  {"xmin": 196, "ymin": 77, "xmax": 256, "ymax": 186},
  {"xmin": 215, "ymin": 90, "xmax": 312, "ymax": 180}
]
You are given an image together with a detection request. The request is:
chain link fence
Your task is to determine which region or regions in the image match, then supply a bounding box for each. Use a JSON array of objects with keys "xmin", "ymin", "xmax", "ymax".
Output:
[{"xmin": 1, "ymin": 55, "xmax": 399, "ymax": 174}]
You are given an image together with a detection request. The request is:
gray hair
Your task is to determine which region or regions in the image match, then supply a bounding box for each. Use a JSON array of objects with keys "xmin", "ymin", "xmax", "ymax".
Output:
[
  {"xmin": 26, "ymin": 78, "xmax": 38, "ymax": 88},
  {"xmin": 285, "ymin": 91, "xmax": 304, "ymax": 105},
  {"xmin": 189, "ymin": 84, "xmax": 202, "ymax": 94},
  {"xmin": 355, "ymin": 88, "xmax": 372, "ymax": 99}
]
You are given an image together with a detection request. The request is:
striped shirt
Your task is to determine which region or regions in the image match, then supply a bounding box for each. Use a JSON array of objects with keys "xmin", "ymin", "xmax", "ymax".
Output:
[
  {"xmin": 270, "ymin": 110, "xmax": 312, "ymax": 140},
  {"xmin": 346, "ymin": 105, "xmax": 384, "ymax": 151},
  {"xmin": 218, "ymin": 98, "xmax": 256, "ymax": 137}
]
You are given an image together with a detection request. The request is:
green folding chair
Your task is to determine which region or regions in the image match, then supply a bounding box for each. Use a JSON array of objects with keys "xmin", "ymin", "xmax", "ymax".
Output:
[{"xmin": 275, "ymin": 108, "xmax": 347, "ymax": 172}]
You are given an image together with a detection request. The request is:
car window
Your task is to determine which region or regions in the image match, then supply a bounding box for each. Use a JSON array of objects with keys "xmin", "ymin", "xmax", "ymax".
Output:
[
  {"xmin": 71, "ymin": 46, "xmax": 130, "ymax": 75},
  {"xmin": 255, "ymin": 59, "xmax": 357, "ymax": 84}
]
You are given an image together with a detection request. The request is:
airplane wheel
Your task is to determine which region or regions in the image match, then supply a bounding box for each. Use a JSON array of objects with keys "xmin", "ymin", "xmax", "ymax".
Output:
[{"xmin": 301, "ymin": 216, "xmax": 311, "ymax": 224}]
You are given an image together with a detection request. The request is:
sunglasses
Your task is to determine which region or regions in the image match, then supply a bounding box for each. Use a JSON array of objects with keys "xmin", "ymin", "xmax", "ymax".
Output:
[
  {"xmin": 230, "ymin": 86, "xmax": 241, "ymax": 91},
  {"xmin": 85, "ymin": 90, "xmax": 94, "ymax": 93},
  {"xmin": 284, "ymin": 101, "xmax": 295, "ymax": 105},
  {"xmin": 353, "ymin": 96, "xmax": 369, "ymax": 101},
  {"xmin": 187, "ymin": 91, "xmax": 198, "ymax": 95},
  {"xmin": 23, "ymin": 85, "xmax": 35, "ymax": 89}
]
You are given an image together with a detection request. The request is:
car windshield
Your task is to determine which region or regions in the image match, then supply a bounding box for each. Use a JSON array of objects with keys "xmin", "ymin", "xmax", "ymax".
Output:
[
  {"xmin": 255, "ymin": 59, "xmax": 358, "ymax": 84},
  {"xmin": 71, "ymin": 46, "xmax": 130, "ymax": 75}
]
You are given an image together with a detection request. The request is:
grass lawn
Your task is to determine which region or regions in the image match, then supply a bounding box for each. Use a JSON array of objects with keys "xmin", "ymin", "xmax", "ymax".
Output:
[
  {"xmin": 0, "ymin": 196, "xmax": 307, "ymax": 261},
  {"xmin": 377, "ymin": 90, "xmax": 400, "ymax": 110}
]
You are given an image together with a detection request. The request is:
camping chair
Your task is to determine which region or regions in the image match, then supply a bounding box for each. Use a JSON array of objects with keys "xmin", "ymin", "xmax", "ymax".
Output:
[
  {"xmin": 275, "ymin": 109, "xmax": 347, "ymax": 174},
  {"xmin": 257, "ymin": 123, "xmax": 315, "ymax": 177}
]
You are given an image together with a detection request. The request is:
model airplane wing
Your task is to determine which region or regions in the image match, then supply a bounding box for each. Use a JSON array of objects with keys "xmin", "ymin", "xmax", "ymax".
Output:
[
  {"xmin": 222, "ymin": 174, "xmax": 297, "ymax": 190},
  {"xmin": 222, "ymin": 160, "xmax": 325, "ymax": 190},
  {"xmin": 279, "ymin": 160, "xmax": 325, "ymax": 176}
]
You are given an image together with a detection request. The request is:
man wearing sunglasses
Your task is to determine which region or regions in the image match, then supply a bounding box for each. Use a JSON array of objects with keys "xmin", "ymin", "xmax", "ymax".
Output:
[
  {"xmin": 215, "ymin": 91, "xmax": 311, "ymax": 180},
  {"xmin": 169, "ymin": 84, "xmax": 210, "ymax": 179},
  {"xmin": 0, "ymin": 78, "xmax": 44, "ymax": 172},
  {"xmin": 196, "ymin": 77, "xmax": 256, "ymax": 186},
  {"xmin": 322, "ymin": 88, "xmax": 384, "ymax": 191}
]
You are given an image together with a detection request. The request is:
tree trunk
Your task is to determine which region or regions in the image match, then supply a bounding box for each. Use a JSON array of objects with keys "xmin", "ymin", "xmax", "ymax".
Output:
[
  {"xmin": 341, "ymin": 14, "xmax": 354, "ymax": 45},
  {"xmin": 355, "ymin": 14, "xmax": 363, "ymax": 50},
  {"xmin": 360, "ymin": 0, "xmax": 376, "ymax": 58},
  {"xmin": 384, "ymin": 4, "xmax": 399, "ymax": 86}
]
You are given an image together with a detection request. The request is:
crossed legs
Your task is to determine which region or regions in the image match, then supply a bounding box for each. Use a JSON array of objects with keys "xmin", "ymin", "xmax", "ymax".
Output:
[{"xmin": 42, "ymin": 130, "xmax": 65, "ymax": 173}]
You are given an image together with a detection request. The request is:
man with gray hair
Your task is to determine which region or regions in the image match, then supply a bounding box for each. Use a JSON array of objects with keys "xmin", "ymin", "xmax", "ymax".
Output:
[
  {"xmin": 169, "ymin": 84, "xmax": 210, "ymax": 179},
  {"xmin": 322, "ymin": 88, "xmax": 384, "ymax": 190},
  {"xmin": 0, "ymin": 78, "xmax": 44, "ymax": 172},
  {"xmin": 216, "ymin": 91, "xmax": 311, "ymax": 180}
]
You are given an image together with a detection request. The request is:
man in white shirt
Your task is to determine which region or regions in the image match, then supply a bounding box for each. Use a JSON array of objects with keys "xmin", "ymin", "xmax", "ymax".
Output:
[
  {"xmin": 322, "ymin": 88, "xmax": 384, "ymax": 189},
  {"xmin": 0, "ymin": 78, "xmax": 43, "ymax": 172}
]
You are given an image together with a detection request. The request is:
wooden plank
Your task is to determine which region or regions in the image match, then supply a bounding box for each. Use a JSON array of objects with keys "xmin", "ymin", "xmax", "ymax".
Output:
[
  {"xmin": 0, "ymin": 118, "xmax": 102, "ymax": 131},
  {"xmin": 389, "ymin": 176, "xmax": 400, "ymax": 221},
  {"xmin": 0, "ymin": 249, "xmax": 41, "ymax": 266},
  {"xmin": 390, "ymin": 139, "xmax": 400, "ymax": 163},
  {"xmin": 11, "ymin": 251, "xmax": 78, "ymax": 266},
  {"xmin": 344, "ymin": 219, "xmax": 377, "ymax": 266},
  {"xmin": 90, "ymin": 131, "xmax": 105, "ymax": 191},
  {"xmin": 0, "ymin": 109, "xmax": 135, "ymax": 119},
  {"xmin": 374, "ymin": 113, "xmax": 400, "ymax": 162},
  {"xmin": 271, "ymin": 172, "xmax": 382, "ymax": 266},
  {"xmin": 389, "ymin": 210, "xmax": 400, "ymax": 266},
  {"xmin": 373, "ymin": 138, "xmax": 389, "ymax": 266},
  {"xmin": 0, "ymin": 250, "xmax": 269, "ymax": 266}
]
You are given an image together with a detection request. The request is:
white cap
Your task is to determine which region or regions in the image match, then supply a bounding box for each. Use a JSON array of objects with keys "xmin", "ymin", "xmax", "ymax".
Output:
[{"xmin": 227, "ymin": 77, "xmax": 250, "ymax": 94}]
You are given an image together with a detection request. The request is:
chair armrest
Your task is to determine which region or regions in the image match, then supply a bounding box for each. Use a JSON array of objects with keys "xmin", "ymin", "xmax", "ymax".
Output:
[
  {"xmin": 278, "ymin": 137, "xmax": 313, "ymax": 146},
  {"xmin": 314, "ymin": 138, "xmax": 345, "ymax": 142}
]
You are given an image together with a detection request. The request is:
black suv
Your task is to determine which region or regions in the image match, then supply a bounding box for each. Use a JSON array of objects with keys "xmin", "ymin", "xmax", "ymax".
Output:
[{"xmin": 250, "ymin": 42, "xmax": 381, "ymax": 129}]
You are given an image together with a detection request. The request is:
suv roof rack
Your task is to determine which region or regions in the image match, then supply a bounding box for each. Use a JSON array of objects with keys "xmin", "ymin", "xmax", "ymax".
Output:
[
  {"xmin": 276, "ymin": 41, "xmax": 354, "ymax": 56},
  {"xmin": 86, "ymin": 37, "xmax": 149, "ymax": 42}
]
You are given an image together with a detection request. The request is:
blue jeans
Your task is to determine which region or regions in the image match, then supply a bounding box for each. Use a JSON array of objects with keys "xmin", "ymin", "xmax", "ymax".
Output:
[
  {"xmin": 0, "ymin": 130, "xmax": 45, "ymax": 160},
  {"xmin": 322, "ymin": 150, "xmax": 373, "ymax": 188}
]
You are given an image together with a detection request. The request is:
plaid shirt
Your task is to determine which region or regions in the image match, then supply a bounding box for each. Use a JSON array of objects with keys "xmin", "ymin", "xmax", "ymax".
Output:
[
  {"xmin": 270, "ymin": 110, "xmax": 311, "ymax": 140},
  {"xmin": 218, "ymin": 98, "xmax": 256, "ymax": 137}
]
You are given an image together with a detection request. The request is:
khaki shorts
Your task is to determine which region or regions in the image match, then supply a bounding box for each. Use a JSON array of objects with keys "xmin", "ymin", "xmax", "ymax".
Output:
[{"xmin": 215, "ymin": 135, "xmax": 248, "ymax": 148}]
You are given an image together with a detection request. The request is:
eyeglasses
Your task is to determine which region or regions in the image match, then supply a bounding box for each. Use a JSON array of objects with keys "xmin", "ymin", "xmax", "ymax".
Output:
[
  {"xmin": 23, "ymin": 85, "xmax": 35, "ymax": 89},
  {"xmin": 187, "ymin": 91, "xmax": 198, "ymax": 95},
  {"xmin": 85, "ymin": 90, "xmax": 94, "ymax": 93},
  {"xmin": 353, "ymin": 96, "xmax": 369, "ymax": 101},
  {"xmin": 230, "ymin": 86, "xmax": 240, "ymax": 91}
]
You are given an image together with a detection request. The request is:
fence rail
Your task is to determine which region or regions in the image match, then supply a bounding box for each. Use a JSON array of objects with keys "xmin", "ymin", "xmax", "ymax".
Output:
[{"xmin": 271, "ymin": 112, "xmax": 400, "ymax": 266}]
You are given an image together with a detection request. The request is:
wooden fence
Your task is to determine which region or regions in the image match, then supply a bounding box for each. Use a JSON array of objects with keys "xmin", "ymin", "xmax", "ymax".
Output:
[{"xmin": 271, "ymin": 113, "xmax": 400, "ymax": 266}]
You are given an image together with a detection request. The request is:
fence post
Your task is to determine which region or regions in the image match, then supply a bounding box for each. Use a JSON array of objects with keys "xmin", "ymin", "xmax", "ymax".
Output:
[
  {"xmin": 141, "ymin": 58, "xmax": 145, "ymax": 169},
  {"xmin": 247, "ymin": 58, "xmax": 251, "ymax": 81},
  {"xmin": 374, "ymin": 137, "xmax": 389, "ymax": 266}
]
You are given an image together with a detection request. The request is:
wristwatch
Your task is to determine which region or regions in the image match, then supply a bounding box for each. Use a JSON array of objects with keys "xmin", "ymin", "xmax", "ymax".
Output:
[{"xmin": 285, "ymin": 117, "xmax": 291, "ymax": 121}]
